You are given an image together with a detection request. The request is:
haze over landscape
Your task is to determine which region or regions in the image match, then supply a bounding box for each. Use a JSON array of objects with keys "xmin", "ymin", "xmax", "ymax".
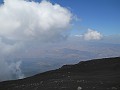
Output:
[{"xmin": 0, "ymin": 0, "xmax": 120, "ymax": 82}]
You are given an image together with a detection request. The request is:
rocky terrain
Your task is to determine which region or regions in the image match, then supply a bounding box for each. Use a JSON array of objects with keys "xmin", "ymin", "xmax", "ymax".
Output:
[{"xmin": 0, "ymin": 57, "xmax": 120, "ymax": 90}]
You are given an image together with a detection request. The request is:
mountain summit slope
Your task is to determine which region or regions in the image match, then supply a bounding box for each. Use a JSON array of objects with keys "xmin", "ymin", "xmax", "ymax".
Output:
[{"xmin": 0, "ymin": 57, "xmax": 120, "ymax": 90}]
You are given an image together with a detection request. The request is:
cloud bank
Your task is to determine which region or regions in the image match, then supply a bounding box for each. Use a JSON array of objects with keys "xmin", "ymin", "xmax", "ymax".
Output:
[
  {"xmin": 0, "ymin": 0, "xmax": 72, "ymax": 42},
  {"xmin": 84, "ymin": 29, "xmax": 103, "ymax": 40},
  {"xmin": 0, "ymin": 0, "xmax": 73, "ymax": 81}
]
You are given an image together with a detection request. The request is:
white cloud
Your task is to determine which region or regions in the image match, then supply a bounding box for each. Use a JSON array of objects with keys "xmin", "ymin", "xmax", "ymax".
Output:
[
  {"xmin": 0, "ymin": 0, "xmax": 72, "ymax": 41},
  {"xmin": 9, "ymin": 61, "xmax": 24, "ymax": 79},
  {"xmin": 84, "ymin": 28, "xmax": 103, "ymax": 40},
  {"xmin": 0, "ymin": 60, "xmax": 24, "ymax": 81},
  {"xmin": 0, "ymin": 0, "xmax": 73, "ymax": 81}
]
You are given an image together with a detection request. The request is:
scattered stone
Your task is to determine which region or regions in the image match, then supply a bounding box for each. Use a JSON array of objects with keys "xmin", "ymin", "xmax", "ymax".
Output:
[
  {"xmin": 77, "ymin": 86, "xmax": 82, "ymax": 90},
  {"xmin": 112, "ymin": 87, "xmax": 117, "ymax": 89}
]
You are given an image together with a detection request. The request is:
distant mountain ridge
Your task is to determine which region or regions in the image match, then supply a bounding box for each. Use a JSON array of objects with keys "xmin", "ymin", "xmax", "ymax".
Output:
[{"xmin": 0, "ymin": 57, "xmax": 120, "ymax": 90}]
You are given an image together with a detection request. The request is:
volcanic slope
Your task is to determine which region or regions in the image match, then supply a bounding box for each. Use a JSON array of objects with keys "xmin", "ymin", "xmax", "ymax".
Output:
[{"xmin": 0, "ymin": 57, "xmax": 120, "ymax": 90}]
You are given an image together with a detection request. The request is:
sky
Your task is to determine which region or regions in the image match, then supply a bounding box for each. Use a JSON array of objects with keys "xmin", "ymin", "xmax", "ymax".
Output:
[
  {"xmin": 0, "ymin": 0, "xmax": 120, "ymax": 81},
  {"xmin": 46, "ymin": 0, "xmax": 120, "ymax": 36},
  {"xmin": 0, "ymin": 0, "xmax": 120, "ymax": 35},
  {"xmin": 61, "ymin": 0, "xmax": 120, "ymax": 35},
  {"xmin": 32, "ymin": 0, "xmax": 120, "ymax": 35}
]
